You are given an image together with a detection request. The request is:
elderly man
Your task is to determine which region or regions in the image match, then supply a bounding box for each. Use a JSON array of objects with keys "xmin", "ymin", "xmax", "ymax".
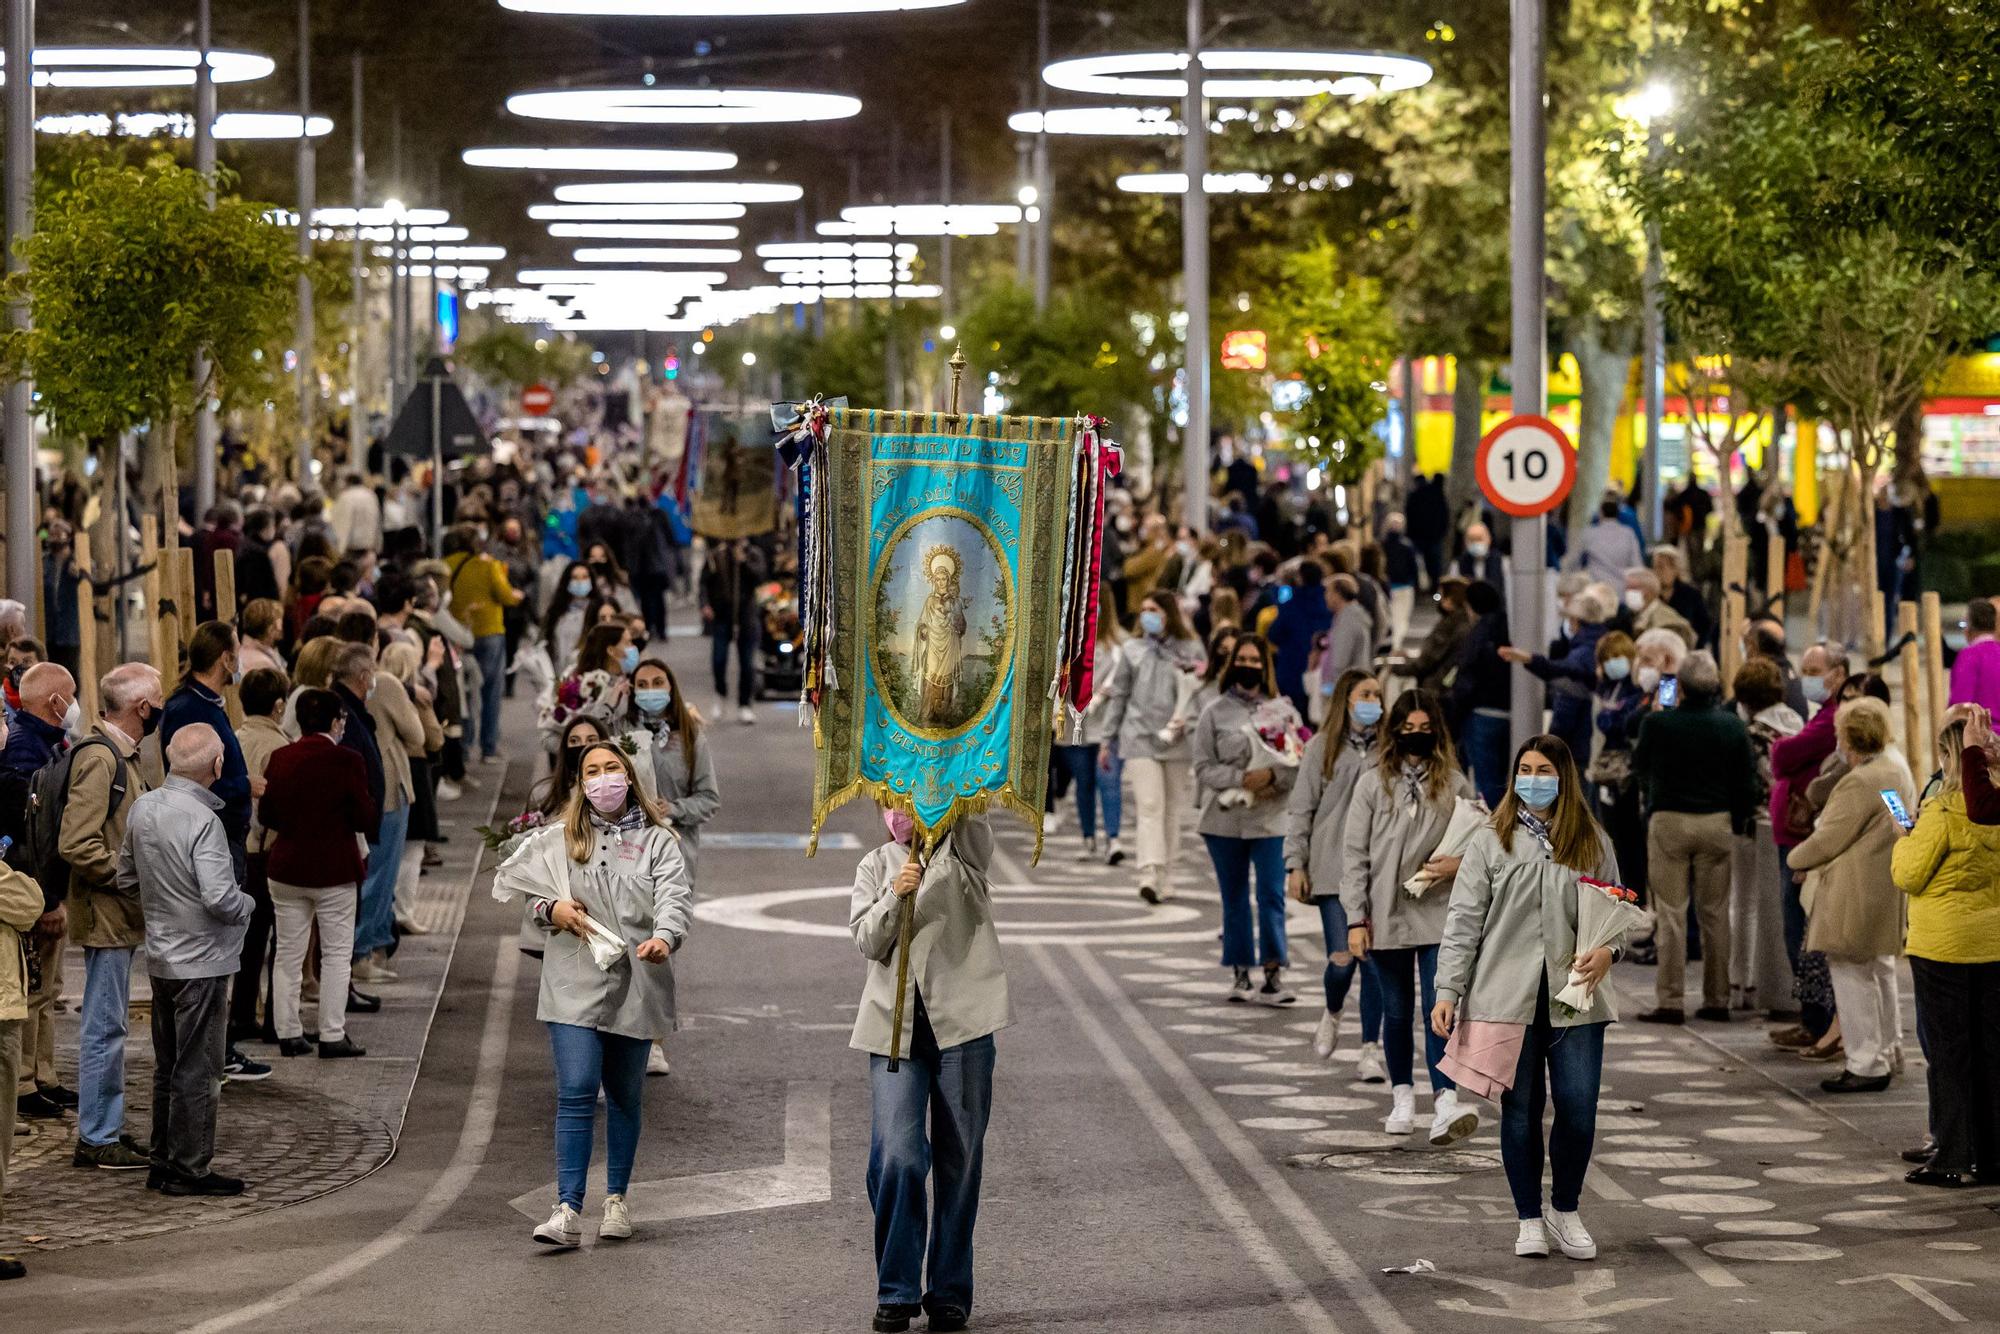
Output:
[
  {"xmin": 330, "ymin": 643, "xmax": 396, "ymax": 989},
  {"xmin": 117, "ymin": 723, "xmax": 253, "ymax": 1196},
  {"xmin": 62, "ymin": 663, "xmax": 162, "ymax": 1170},
  {"xmin": 1320, "ymin": 573, "xmax": 1376, "ymax": 690},
  {"xmin": 1632, "ymin": 651, "xmax": 1759, "ymax": 1024},
  {"xmin": 2, "ymin": 662, "xmax": 77, "ymax": 1121},
  {"xmin": 1651, "ymin": 546, "xmax": 1712, "ymax": 647},
  {"xmin": 1622, "ymin": 567, "xmax": 1696, "ymax": 649},
  {"xmin": 0, "ymin": 713, "xmax": 46, "ymax": 1279},
  {"xmin": 1451, "ymin": 523, "xmax": 1507, "ymax": 593}
]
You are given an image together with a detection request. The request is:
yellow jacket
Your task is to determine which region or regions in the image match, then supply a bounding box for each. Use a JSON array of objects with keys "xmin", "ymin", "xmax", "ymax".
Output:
[
  {"xmin": 444, "ymin": 551, "xmax": 522, "ymax": 639},
  {"xmin": 1890, "ymin": 789, "xmax": 2000, "ymax": 964}
]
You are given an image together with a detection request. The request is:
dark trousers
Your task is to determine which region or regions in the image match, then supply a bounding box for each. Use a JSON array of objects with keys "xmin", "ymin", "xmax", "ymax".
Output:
[
  {"xmin": 1375, "ymin": 944, "xmax": 1453, "ymax": 1092},
  {"xmin": 637, "ymin": 575, "xmax": 669, "ymax": 639},
  {"xmin": 408, "ymin": 754, "xmax": 440, "ymax": 844},
  {"xmin": 1910, "ymin": 956, "xmax": 2000, "ymax": 1174},
  {"xmin": 230, "ymin": 853, "xmax": 275, "ymax": 1040},
  {"xmin": 1500, "ymin": 983, "xmax": 1606, "ymax": 1218},
  {"xmin": 149, "ymin": 973, "xmax": 230, "ymax": 1180},
  {"xmin": 710, "ymin": 625, "xmax": 757, "ymax": 706},
  {"xmin": 1599, "ymin": 783, "xmax": 1648, "ymax": 911},
  {"xmin": 503, "ymin": 604, "xmax": 529, "ymax": 698},
  {"xmin": 1778, "ymin": 845, "xmax": 1832, "ymax": 1036}
]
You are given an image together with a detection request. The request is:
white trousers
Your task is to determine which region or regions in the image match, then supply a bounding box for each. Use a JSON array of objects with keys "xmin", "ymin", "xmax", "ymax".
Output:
[
  {"xmin": 1827, "ymin": 954, "xmax": 1901, "ymax": 1078},
  {"xmin": 271, "ymin": 879, "xmax": 358, "ymax": 1044},
  {"xmin": 1127, "ymin": 756, "xmax": 1194, "ymax": 897},
  {"xmin": 1389, "ymin": 584, "xmax": 1416, "ymax": 653}
]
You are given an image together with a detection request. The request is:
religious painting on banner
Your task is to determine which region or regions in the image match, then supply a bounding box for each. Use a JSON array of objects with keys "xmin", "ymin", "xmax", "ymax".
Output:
[
  {"xmin": 685, "ymin": 409, "xmax": 779, "ymax": 539},
  {"xmin": 783, "ymin": 404, "xmax": 1119, "ymax": 859}
]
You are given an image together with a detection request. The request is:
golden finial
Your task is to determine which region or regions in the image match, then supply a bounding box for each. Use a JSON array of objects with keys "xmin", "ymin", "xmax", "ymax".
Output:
[{"xmin": 948, "ymin": 343, "xmax": 968, "ymax": 418}]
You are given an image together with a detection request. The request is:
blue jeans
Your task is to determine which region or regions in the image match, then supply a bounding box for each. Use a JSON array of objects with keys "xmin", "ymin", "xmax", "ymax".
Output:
[
  {"xmin": 1059, "ymin": 744, "xmax": 1122, "ymax": 841},
  {"xmin": 1205, "ymin": 834, "xmax": 1289, "ymax": 970},
  {"xmin": 473, "ymin": 633, "xmax": 507, "ymax": 759},
  {"xmin": 78, "ymin": 946, "xmax": 134, "ymax": 1147},
  {"xmin": 548, "ymin": 1022, "xmax": 652, "ymax": 1209},
  {"xmin": 1500, "ymin": 984, "xmax": 1606, "ymax": 1218},
  {"xmin": 1373, "ymin": 944, "xmax": 1452, "ymax": 1092},
  {"xmin": 1461, "ymin": 711, "xmax": 1510, "ymax": 809},
  {"xmin": 1313, "ymin": 897, "xmax": 1382, "ymax": 1041},
  {"xmin": 354, "ymin": 801, "xmax": 409, "ymax": 961},
  {"xmin": 868, "ymin": 1001, "xmax": 995, "ymax": 1312}
]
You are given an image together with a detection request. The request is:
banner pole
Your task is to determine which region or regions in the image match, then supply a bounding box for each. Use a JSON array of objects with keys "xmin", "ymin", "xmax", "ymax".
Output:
[{"xmin": 886, "ymin": 853, "xmax": 923, "ymax": 1072}]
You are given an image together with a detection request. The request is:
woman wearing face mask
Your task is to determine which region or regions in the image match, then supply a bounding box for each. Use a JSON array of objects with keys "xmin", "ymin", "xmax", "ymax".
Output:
[
  {"xmin": 849, "ymin": 810, "xmax": 1005, "ymax": 1334},
  {"xmin": 1098, "ymin": 592, "xmax": 1207, "ymax": 904},
  {"xmin": 1194, "ymin": 633, "xmax": 1303, "ymax": 1004},
  {"xmin": 1596, "ymin": 626, "xmax": 1688, "ymax": 949},
  {"xmin": 541, "ymin": 561, "xmax": 596, "ymax": 682},
  {"xmin": 538, "ymin": 623, "xmax": 635, "ymax": 749},
  {"xmin": 1586, "ymin": 631, "xmax": 1648, "ymax": 950},
  {"xmin": 498, "ymin": 743, "xmax": 692, "ymax": 1250},
  {"xmin": 1498, "ymin": 586, "xmax": 1613, "ymax": 770},
  {"xmin": 621, "ymin": 660, "xmax": 718, "ymax": 868},
  {"xmin": 1341, "ymin": 689, "xmax": 1480, "ymax": 1144},
  {"xmin": 585, "ymin": 542, "xmax": 640, "ymax": 614},
  {"xmin": 1433, "ymin": 734, "xmax": 1622, "ymax": 1261},
  {"xmin": 1285, "ymin": 669, "xmax": 1388, "ymax": 1078}
]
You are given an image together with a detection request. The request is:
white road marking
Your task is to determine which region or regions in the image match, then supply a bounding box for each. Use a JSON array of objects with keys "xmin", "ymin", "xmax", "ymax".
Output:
[
  {"xmin": 1653, "ymin": 1235, "xmax": 1746, "ymax": 1289},
  {"xmin": 1838, "ymin": 1273, "xmax": 1972, "ymax": 1323}
]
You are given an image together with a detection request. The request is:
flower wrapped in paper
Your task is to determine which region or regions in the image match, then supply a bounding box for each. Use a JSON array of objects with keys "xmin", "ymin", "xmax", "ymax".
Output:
[
  {"xmin": 1217, "ymin": 697, "xmax": 1308, "ymax": 809},
  {"xmin": 1552, "ymin": 875, "xmax": 1650, "ymax": 1018},
  {"xmin": 490, "ymin": 825, "xmax": 627, "ymax": 971},
  {"xmin": 1402, "ymin": 796, "xmax": 1488, "ymax": 897}
]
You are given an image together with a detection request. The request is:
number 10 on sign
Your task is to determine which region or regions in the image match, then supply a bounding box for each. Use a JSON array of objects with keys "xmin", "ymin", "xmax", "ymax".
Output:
[{"xmin": 1475, "ymin": 415, "xmax": 1576, "ymax": 519}]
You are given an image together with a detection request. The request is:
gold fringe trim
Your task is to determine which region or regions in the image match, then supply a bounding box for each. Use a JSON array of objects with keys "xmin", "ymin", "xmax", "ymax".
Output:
[{"xmin": 808, "ymin": 777, "xmax": 1046, "ymax": 865}]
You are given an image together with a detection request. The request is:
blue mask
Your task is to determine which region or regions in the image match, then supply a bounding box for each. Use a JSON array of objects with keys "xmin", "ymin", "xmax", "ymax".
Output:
[
  {"xmin": 1139, "ymin": 609, "xmax": 1166, "ymax": 637},
  {"xmin": 568, "ymin": 578, "xmax": 592, "ymax": 598},
  {"xmin": 1351, "ymin": 699, "xmax": 1383, "ymax": 727},
  {"xmin": 620, "ymin": 645, "xmax": 640, "ymax": 674},
  {"xmin": 1603, "ymin": 657, "xmax": 1631, "ymax": 681},
  {"xmin": 1514, "ymin": 774, "xmax": 1560, "ymax": 810},
  {"xmin": 635, "ymin": 687, "xmax": 671, "ymax": 716},
  {"xmin": 1801, "ymin": 674, "xmax": 1828, "ymax": 705}
]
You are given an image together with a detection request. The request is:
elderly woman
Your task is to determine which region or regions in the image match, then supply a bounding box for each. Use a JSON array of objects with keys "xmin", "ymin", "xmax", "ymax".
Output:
[
  {"xmin": 1786, "ymin": 697, "xmax": 1915, "ymax": 1093},
  {"xmin": 1499, "ymin": 585, "xmax": 1612, "ymax": 768}
]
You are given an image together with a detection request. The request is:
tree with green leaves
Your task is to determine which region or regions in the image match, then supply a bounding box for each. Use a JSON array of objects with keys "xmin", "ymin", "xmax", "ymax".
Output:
[{"xmin": 1265, "ymin": 242, "xmax": 1395, "ymax": 487}]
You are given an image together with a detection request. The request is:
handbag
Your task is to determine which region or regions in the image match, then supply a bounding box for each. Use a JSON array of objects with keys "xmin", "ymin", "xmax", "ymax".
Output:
[{"xmin": 1586, "ymin": 746, "xmax": 1633, "ymax": 793}]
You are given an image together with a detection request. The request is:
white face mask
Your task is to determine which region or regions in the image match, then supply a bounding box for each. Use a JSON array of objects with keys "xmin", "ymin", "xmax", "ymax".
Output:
[
  {"xmin": 1624, "ymin": 589, "xmax": 1648, "ymax": 612},
  {"xmin": 1636, "ymin": 665, "xmax": 1661, "ymax": 692},
  {"xmin": 1465, "ymin": 542, "xmax": 1489, "ymax": 559}
]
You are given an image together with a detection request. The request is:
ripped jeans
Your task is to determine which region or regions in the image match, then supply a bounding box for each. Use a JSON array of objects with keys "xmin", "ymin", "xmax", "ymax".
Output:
[{"xmin": 1314, "ymin": 895, "xmax": 1382, "ymax": 1041}]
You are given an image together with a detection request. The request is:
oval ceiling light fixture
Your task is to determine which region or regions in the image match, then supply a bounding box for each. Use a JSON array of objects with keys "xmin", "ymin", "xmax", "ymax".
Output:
[
  {"xmin": 518, "ymin": 268, "xmax": 728, "ymax": 287},
  {"xmin": 554, "ymin": 180, "xmax": 803, "ymax": 205},
  {"xmin": 36, "ymin": 111, "xmax": 333, "ymax": 139},
  {"xmin": 507, "ymin": 86, "xmax": 860, "ymax": 126},
  {"xmin": 1042, "ymin": 49, "xmax": 1430, "ymax": 101},
  {"xmin": 549, "ymin": 222, "xmax": 740, "ymax": 240},
  {"xmin": 816, "ymin": 203, "xmax": 1023, "ymax": 237},
  {"xmin": 0, "ymin": 47, "xmax": 274, "ymax": 88},
  {"xmin": 531, "ymin": 202, "xmax": 747, "ymax": 221},
  {"xmin": 462, "ymin": 146, "xmax": 737, "ymax": 172},
  {"xmin": 500, "ymin": 0, "xmax": 962, "ymax": 11},
  {"xmin": 1117, "ymin": 171, "xmax": 1272, "ymax": 194},
  {"xmin": 1008, "ymin": 106, "xmax": 1181, "ymax": 137},
  {"xmin": 572, "ymin": 246, "xmax": 744, "ymax": 264},
  {"xmin": 310, "ymin": 205, "xmax": 451, "ymax": 227}
]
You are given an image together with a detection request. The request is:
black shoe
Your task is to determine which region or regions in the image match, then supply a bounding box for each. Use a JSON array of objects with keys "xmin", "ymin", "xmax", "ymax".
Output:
[
  {"xmin": 1905, "ymin": 1165, "xmax": 1968, "ymax": 1188},
  {"xmin": 1902, "ymin": 1137, "xmax": 1938, "ymax": 1165},
  {"xmin": 161, "ymin": 1171, "xmax": 246, "ymax": 1197},
  {"xmin": 1820, "ymin": 1070, "xmax": 1891, "ymax": 1094},
  {"xmin": 37, "ymin": 1082, "xmax": 78, "ymax": 1108},
  {"xmin": 873, "ymin": 1303, "xmax": 923, "ymax": 1333},
  {"xmin": 318, "ymin": 1037, "xmax": 367, "ymax": 1059},
  {"xmin": 927, "ymin": 1305, "xmax": 970, "ymax": 1333},
  {"xmin": 1694, "ymin": 1006, "xmax": 1732, "ymax": 1023},
  {"xmin": 73, "ymin": 1138, "xmax": 151, "ymax": 1170},
  {"xmin": 0, "ymin": 1255, "xmax": 23, "ymax": 1280},
  {"xmin": 1139, "ymin": 883, "xmax": 1160, "ymax": 905},
  {"xmin": 120, "ymin": 1132, "xmax": 152, "ymax": 1157},
  {"xmin": 16, "ymin": 1090, "xmax": 66, "ymax": 1119},
  {"xmin": 1766, "ymin": 1007, "xmax": 1802, "ymax": 1024},
  {"xmin": 278, "ymin": 1038, "xmax": 313, "ymax": 1058},
  {"xmin": 146, "ymin": 1167, "xmax": 168, "ymax": 1192},
  {"xmin": 1634, "ymin": 1008, "xmax": 1684, "ymax": 1025},
  {"xmin": 223, "ymin": 1050, "xmax": 273, "ymax": 1082},
  {"xmin": 347, "ymin": 988, "xmax": 381, "ymax": 1014}
]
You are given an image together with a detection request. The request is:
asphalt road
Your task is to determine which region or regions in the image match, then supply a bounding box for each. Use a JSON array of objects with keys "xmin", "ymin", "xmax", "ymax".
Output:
[{"xmin": 11, "ymin": 625, "xmax": 2000, "ymax": 1334}]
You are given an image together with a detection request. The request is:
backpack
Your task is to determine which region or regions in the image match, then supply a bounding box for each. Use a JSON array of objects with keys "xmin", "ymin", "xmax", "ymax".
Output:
[{"xmin": 23, "ymin": 736, "xmax": 126, "ymax": 899}]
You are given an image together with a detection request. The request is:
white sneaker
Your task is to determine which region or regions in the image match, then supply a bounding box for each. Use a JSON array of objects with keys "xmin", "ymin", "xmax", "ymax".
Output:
[
  {"xmin": 1385, "ymin": 1084, "xmax": 1416, "ymax": 1135},
  {"xmin": 1356, "ymin": 1042, "xmax": 1387, "ymax": 1084},
  {"xmin": 1545, "ymin": 1208, "xmax": 1596, "ymax": 1260},
  {"xmin": 1105, "ymin": 837, "xmax": 1125, "ymax": 866},
  {"xmin": 1225, "ymin": 969, "xmax": 1254, "ymax": 1003},
  {"xmin": 351, "ymin": 955, "xmax": 397, "ymax": 983},
  {"xmin": 647, "ymin": 1043, "xmax": 671, "ymax": 1077},
  {"xmin": 1429, "ymin": 1089, "xmax": 1479, "ymax": 1147},
  {"xmin": 533, "ymin": 1202, "xmax": 581, "ymax": 1248},
  {"xmin": 599, "ymin": 1193, "xmax": 633, "ymax": 1240},
  {"xmin": 1311, "ymin": 1008, "xmax": 1341, "ymax": 1058},
  {"xmin": 1043, "ymin": 810, "xmax": 1061, "ymax": 834},
  {"xmin": 394, "ymin": 911, "xmax": 430, "ymax": 936},
  {"xmin": 436, "ymin": 779, "xmax": 464, "ymax": 802},
  {"xmin": 1515, "ymin": 1218, "xmax": 1551, "ymax": 1257},
  {"xmin": 737, "ymin": 706, "xmax": 757, "ymax": 726},
  {"xmin": 1074, "ymin": 836, "xmax": 1101, "ymax": 862}
]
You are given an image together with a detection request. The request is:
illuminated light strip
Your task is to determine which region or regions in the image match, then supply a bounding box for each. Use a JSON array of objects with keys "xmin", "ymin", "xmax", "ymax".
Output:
[
  {"xmin": 37, "ymin": 111, "xmax": 333, "ymax": 138},
  {"xmin": 1041, "ymin": 49, "xmax": 1431, "ymax": 100},
  {"xmin": 571, "ymin": 246, "xmax": 743, "ymax": 264},
  {"xmin": 0, "ymin": 47, "xmax": 274, "ymax": 88},
  {"xmin": 548, "ymin": 222, "xmax": 740, "ymax": 240},
  {"xmin": 1116, "ymin": 171, "xmax": 1273, "ymax": 194},
  {"xmin": 553, "ymin": 181, "xmax": 802, "ymax": 205},
  {"xmin": 507, "ymin": 87, "xmax": 860, "ymax": 126},
  {"xmin": 1008, "ymin": 106, "xmax": 1182, "ymax": 137},
  {"xmin": 462, "ymin": 146, "xmax": 737, "ymax": 172},
  {"xmin": 501, "ymin": 0, "xmax": 960, "ymax": 12},
  {"xmin": 517, "ymin": 268, "xmax": 728, "ymax": 287},
  {"xmin": 530, "ymin": 202, "xmax": 747, "ymax": 221}
]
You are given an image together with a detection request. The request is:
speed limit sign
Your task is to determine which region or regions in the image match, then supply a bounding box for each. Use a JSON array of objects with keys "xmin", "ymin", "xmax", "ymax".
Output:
[{"xmin": 1475, "ymin": 415, "xmax": 1576, "ymax": 518}]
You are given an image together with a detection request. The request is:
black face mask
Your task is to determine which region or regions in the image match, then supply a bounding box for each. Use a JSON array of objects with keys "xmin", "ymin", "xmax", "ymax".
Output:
[
  {"xmin": 1227, "ymin": 666, "xmax": 1265, "ymax": 694},
  {"xmin": 1395, "ymin": 730, "xmax": 1438, "ymax": 757},
  {"xmin": 141, "ymin": 706, "xmax": 161, "ymax": 738}
]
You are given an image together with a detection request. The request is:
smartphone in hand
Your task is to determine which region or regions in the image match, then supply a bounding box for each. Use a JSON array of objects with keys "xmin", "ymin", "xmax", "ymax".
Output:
[
  {"xmin": 1880, "ymin": 788, "xmax": 1915, "ymax": 832},
  {"xmin": 1656, "ymin": 675, "xmax": 1680, "ymax": 709}
]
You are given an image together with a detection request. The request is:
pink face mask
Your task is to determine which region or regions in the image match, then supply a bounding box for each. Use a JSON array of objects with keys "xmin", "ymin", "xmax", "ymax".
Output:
[
  {"xmin": 882, "ymin": 808, "xmax": 915, "ymax": 846},
  {"xmin": 583, "ymin": 773, "xmax": 630, "ymax": 814}
]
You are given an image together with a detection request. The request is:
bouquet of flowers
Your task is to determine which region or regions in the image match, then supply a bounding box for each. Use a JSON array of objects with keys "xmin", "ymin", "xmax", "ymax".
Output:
[
  {"xmin": 474, "ymin": 809, "xmax": 549, "ymax": 860},
  {"xmin": 1403, "ymin": 798, "xmax": 1489, "ymax": 897},
  {"xmin": 1216, "ymin": 697, "xmax": 1310, "ymax": 809},
  {"xmin": 491, "ymin": 825, "xmax": 628, "ymax": 971},
  {"xmin": 1552, "ymin": 876, "xmax": 1650, "ymax": 1017}
]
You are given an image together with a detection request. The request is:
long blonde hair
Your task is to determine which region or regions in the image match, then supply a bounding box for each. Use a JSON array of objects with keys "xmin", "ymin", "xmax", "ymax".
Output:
[{"xmin": 563, "ymin": 742, "xmax": 670, "ymax": 863}]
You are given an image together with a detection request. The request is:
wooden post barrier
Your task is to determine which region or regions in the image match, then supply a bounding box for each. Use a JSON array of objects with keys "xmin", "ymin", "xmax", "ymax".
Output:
[
  {"xmin": 1766, "ymin": 529, "xmax": 1785, "ymax": 610},
  {"xmin": 1899, "ymin": 600, "xmax": 1928, "ymax": 777},
  {"xmin": 213, "ymin": 546, "xmax": 236, "ymax": 624},
  {"xmin": 1921, "ymin": 592, "xmax": 1947, "ymax": 745},
  {"xmin": 1808, "ymin": 468, "xmax": 1845, "ymax": 626},
  {"xmin": 75, "ymin": 530, "xmax": 101, "ymax": 722},
  {"xmin": 175, "ymin": 547, "xmax": 197, "ymax": 655},
  {"xmin": 1721, "ymin": 529, "xmax": 1748, "ymax": 686},
  {"xmin": 141, "ymin": 516, "xmax": 171, "ymax": 682}
]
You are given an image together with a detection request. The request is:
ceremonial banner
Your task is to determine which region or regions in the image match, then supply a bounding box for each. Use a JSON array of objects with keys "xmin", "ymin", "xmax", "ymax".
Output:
[
  {"xmin": 807, "ymin": 407, "xmax": 1089, "ymax": 855},
  {"xmin": 686, "ymin": 409, "xmax": 779, "ymax": 539}
]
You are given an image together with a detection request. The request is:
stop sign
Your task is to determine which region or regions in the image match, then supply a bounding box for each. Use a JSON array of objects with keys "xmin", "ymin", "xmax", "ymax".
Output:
[{"xmin": 521, "ymin": 383, "xmax": 555, "ymax": 416}]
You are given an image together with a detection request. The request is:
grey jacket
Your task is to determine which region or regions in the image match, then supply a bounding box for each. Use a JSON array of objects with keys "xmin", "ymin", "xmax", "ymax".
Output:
[
  {"xmin": 1436, "ymin": 821, "xmax": 1622, "ymax": 1026},
  {"xmin": 635, "ymin": 724, "xmax": 721, "ymax": 878},
  {"xmin": 1282, "ymin": 728, "xmax": 1376, "ymax": 895},
  {"xmin": 1338, "ymin": 763, "xmax": 1473, "ymax": 949},
  {"xmin": 1566, "ymin": 519, "xmax": 1644, "ymax": 586},
  {"xmin": 1099, "ymin": 635, "xmax": 1206, "ymax": 761},
  {"xmin": 1320, "ymin": 603, "xmax": 1375, "ymax": 684},
  {"xmin": 117, "ymin": 776, "xmax": 251, "ymax": 980},
  {"xmin": 1194, "ymin": 691, "xmax": 1303, "ymax": 838},
  {"xmin": 850, "ymin": 818, "xmax": 1011, "ymax": 1057}
]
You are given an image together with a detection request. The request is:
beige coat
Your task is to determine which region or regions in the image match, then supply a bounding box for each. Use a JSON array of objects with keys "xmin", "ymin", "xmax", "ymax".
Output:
[
  {"xmin": 1789, "ymin": 750, "xmax": 1914, "ymax": 961},
  {"xmin": 61, "ymin": 722, "xmax": 151, "ymax": 950},
  {"xmin": 238, "ymin": 714, "xmax": 290, "ymax": 855},
  {"xmin": 0, "ymin": 864, "xmax": 44, "ymax": 1021},
  {"xmin": 368, "ymin": 672, "xmax": 427, "ymax": 810}
]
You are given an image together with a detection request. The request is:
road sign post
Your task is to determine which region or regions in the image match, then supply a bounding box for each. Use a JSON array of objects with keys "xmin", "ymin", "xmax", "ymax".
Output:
[
  {"xmin": 521, "ymin": 383, "xmax": 555, "ymax": 416},
  {"xmin": 1478, "ymin": 414, "xmax": 1575, "ymax": 751}
]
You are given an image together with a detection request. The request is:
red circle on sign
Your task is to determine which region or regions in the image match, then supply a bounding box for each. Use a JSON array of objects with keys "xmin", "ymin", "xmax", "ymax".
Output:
[
  {"xmin": 521, "ymin": 383, "xmax": 555, "ymax": 416},
  {"xmin": 1475, "ymin": 414, "xmax": 1576, "ymax": 519}
]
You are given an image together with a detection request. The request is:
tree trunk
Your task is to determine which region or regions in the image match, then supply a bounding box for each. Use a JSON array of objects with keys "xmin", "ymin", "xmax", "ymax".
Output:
[
  {"xmin": 1446, "ymin": 355, "xmax": 1486, "ymax": 517},
  {"xmin": 1891, "ymin": 397, "xmax": 1926, "ymax": 491},
  {"xmin": 1568, "ymin": 314, "xmax": 1638, "ymax": 552}
]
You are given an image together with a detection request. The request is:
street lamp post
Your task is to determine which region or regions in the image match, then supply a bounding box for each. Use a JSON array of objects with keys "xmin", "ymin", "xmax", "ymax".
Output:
[
  {"xmin": 295, "ymin": 0, "xmax": 316, "ymax": 486},
  {"xmin": 350, "ymin": 53, "xmax": 365, "ymax": 474},
  {"xmin": 1642, "ymin": 119, "xmax": 1666, "ymax": 542},
  {"xmin": 1508, "ymin": 0, "xmax": 1549, "ymax": 749},
  {"xmin": 1181, "ymin": 0, "xmax": 1211, "ymax": 534},
  {"xmin": 193, "ymin": 0, "xmax": 218, "ymax": 516},
  {"xmin": 1031, "ymin": 0, "xmax": 1051, "ymax": 312},
  {"xmin": 3, "ymin": 0, "xmax": 34, "ymax": 610}
]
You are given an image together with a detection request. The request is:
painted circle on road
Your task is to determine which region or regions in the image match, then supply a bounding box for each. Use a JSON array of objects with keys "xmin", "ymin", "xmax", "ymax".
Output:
[
  {"xmin": 1475, "ymin": 415, "xmax": 1575, "ymax": 518},
  {"xmin": 694, "ymin": 881, "xmax": 1210, "ymax": 944}
]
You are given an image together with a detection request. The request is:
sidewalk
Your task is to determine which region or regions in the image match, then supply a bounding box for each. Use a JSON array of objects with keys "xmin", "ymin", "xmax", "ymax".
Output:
[{"xmin": 4, "ymin": 760, "xmax": 509, "ymax": 1254}]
